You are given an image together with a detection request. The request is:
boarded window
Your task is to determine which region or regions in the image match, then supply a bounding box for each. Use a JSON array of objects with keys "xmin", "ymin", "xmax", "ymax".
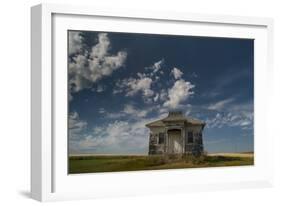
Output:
[
  {"xmin": 187, "ymin": 132, "xmax": 193, "ymax": 143},
  {"xmin": 158, "ymin": 133, "xmax": 165, "ymax": 144},
  {"xmin": 150, "ymin": 133, "xmax": 157, "ymax": 144}
]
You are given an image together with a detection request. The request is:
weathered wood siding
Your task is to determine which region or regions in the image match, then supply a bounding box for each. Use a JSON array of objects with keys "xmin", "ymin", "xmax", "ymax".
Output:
[
  {"xmin": 148, "ymin": 124, "xmax": 204, "ymax": 156},
  {"xmin": 148, "ymin": 126, "xmax": 165, "ymax": 155}
]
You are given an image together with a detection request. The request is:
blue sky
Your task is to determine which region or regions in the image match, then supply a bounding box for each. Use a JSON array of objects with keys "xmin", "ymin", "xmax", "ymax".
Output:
[{"xmin": 68, "ymin": 30, "xmax": 254, "ymax": 155}]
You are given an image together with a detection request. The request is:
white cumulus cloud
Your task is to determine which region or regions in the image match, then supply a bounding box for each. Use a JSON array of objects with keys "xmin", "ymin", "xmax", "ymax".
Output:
[
  {"xmin": 116, "ymin": 75, "xmax": 154, "ymax": 100},
  {"xmin": 146, "ymin": 59, "xmax": 164, "ymax": 75},
  {"xmin": 76, "ymin": 119, "xmax": 151, "ymax": 154},
  {"xmin": 163, "ymin": 79, "xmax": 195, "ymax": 108},
  {"xmin": 123, "ymin": 104, "xmax": 148, "ymax": 118},
  {"xmin": 207, "ymin": 98, "xmax": 234, "ymax": 110},
  {"xmin": 69, "ymin": 31, "xmax": 83, "ymax": 55},
  {"xmin": 171, "ymin": 67, "xmax": 183, "ymax": 79},
  {"xmin": 127, "ymin": 77, "xmax": 154, "ymax": 97},
  {"xmin": 69, "ymin": 33, "xmax": 127, "ymax": 93},
  {"xmin": 205, "ymin": 110, "xmax": 253, "ymax": 130}
]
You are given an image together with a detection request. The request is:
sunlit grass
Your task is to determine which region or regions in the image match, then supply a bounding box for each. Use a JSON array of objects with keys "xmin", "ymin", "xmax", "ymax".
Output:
[{"xmin": 69, "ymin": 153, "xmax": 254, "ymax": 174}]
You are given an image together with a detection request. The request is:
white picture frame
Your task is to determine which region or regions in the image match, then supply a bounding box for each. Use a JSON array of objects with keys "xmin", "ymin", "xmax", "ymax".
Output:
[{"xmin": 31, "ymin": 3, "xmax": 274, "ymax": 202}]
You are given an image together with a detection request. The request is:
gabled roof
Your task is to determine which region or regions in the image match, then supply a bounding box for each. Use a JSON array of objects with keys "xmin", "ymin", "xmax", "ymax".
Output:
[
  {"xmin": 145, "ymin": 119, "xmax": 165, "ymax": 127},
  {"xmin": 145, "ymin": 111, "xmax": 205, "ymax": 127}
]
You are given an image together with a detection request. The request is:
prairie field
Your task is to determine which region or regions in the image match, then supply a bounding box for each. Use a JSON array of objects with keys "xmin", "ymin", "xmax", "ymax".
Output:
[{"xmin": 69, "ymin": 153, "xmax": 254, "ymax": 174}]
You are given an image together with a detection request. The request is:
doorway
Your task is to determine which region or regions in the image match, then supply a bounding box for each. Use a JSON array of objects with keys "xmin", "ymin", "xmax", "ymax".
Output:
[{"xmin": 167, "ymin": 129, "xmax": 182, "ymax": 154}]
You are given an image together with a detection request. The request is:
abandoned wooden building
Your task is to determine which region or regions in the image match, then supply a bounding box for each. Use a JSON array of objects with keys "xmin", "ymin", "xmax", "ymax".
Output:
[{"xmin": 145, "ymin": 111, "xmax": 205, "ymax": 156}]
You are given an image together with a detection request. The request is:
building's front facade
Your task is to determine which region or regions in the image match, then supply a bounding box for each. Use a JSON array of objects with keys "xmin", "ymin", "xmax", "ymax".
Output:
[{"xmin": 146, "ymin": 111, "xmax": 205, "ymax": 156}]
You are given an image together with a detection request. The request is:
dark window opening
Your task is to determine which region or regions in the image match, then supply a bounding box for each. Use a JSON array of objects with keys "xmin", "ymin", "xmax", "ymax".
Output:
[
  {"xmin": 158, "ymin": 133, "xmax": 165, "ymax": 144},
  {"xmin": 187, "ymin": 132, "xmax": 193, "ymax": 143},
  {"xmin": 198, "ymin": 132, "xmax": 202, "ymax": 144}
]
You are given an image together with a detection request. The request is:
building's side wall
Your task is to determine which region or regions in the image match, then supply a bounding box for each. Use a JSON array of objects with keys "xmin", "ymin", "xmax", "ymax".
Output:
[
  {"xmin": 148, "ymin": 126, "xmax": 165, "ymax": 155},
  {"xmin": 185, "ymin": 125, "xmax": 204, "ymax": 155}
]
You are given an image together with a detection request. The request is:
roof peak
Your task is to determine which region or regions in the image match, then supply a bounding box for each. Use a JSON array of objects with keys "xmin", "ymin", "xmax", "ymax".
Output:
[
  {"xmin": 145, "ymin": 110, "xmax": 205, "ymax": 127},
  {"xmin": 167, "ymin": 111, "xmax": 184, "ymax": 117}
]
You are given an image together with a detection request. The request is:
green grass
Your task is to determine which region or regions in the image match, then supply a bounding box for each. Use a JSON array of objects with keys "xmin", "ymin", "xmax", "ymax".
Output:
[{"xmin": 68, "ymin": 154, "xmax": 254, "ymax": 174}]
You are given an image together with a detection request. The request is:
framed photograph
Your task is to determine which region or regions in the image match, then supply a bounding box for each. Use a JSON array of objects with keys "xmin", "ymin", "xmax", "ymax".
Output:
[{"xmin": 31, "ymin": 3, "xmax": 274, "ymax": 201}]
